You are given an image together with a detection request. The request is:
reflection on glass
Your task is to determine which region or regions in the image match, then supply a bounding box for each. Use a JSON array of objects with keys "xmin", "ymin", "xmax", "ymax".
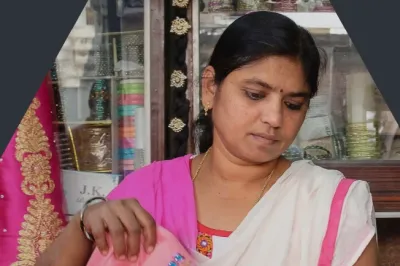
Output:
[
  {"xmin": 201, "ymin": 0, "xmax": 334, "ymax": 13},
  {"xmin": 198, "ymin": 0, "xmax": 399, "ymax": 161},
  {"xmin": 50, "ymin": 1, "xmax": 146, "ymax": 176}
]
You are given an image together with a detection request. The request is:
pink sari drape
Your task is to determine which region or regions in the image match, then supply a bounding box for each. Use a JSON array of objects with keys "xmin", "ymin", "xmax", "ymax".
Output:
[
  {"xmin": 87, "ymin": 226, "xmax": 196, "ymax": 266},
  {"xmin": 0, "ymin": 76, "xmax": 66, "ymax": 266}
]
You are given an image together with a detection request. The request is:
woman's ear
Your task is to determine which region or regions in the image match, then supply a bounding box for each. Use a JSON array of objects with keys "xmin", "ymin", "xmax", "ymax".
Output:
[{"xmin": 201, "ymin": 66, "xmax": 217, "ymax": 109}]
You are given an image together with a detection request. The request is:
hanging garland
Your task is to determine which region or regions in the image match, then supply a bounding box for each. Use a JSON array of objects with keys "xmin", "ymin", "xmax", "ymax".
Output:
[{"xmin": 166, "ymin": 0, "xmax": 192, "ymax": 159}]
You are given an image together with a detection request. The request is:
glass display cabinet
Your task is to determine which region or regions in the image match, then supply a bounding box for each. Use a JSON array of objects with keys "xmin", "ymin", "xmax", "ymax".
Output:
[
  {"xmin": 189, "ymin": 1, "xmax": 400, "ymax": 263},
  {"xmin": 49, "ymin": 0, "xmax": 165, "ymax": 217}
]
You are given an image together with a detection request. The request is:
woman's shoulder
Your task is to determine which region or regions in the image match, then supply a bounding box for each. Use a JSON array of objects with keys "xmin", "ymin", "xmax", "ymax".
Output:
[
  {"xmin": 292, "ymin": 160, "xmax": 372, "ymax": 203},
  {"xmin": 107, "ymin": 154, "xmax": 192, "ymax": 200},
  {"xmin": 130, "ymin": 154, "xmax": 192, "ymax": 180},
  {"xmin": 294, "ymin": 159, "xmax": 367, "ymax": 184}
]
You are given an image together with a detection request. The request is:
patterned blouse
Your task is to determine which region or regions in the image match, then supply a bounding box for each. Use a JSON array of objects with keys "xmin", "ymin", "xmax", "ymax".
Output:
[{"xmin": 196, "ymin": 222, "xmax": 232, "ymax": 258}]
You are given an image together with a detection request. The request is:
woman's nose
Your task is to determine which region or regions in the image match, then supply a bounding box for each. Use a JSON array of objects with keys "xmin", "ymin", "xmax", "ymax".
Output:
[{"xmin": 260, "ymin": 101, "xmax": 283, "ymax": 128}]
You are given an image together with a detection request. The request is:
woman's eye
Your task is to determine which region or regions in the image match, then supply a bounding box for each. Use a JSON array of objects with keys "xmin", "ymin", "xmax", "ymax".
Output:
[
  {"xmin": 285, "ymin": 102, "xmax": 302, "ymax": 111},
  {"xmin": 246, "ymin": 91, "xmax": 264, "ymax": 100}
]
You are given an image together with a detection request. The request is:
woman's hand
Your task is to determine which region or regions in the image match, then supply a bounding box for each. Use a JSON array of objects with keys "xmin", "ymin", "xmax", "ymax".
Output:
[{"xmin": 83, "ymin": 199, "xmax": 157, "ymax": 261}]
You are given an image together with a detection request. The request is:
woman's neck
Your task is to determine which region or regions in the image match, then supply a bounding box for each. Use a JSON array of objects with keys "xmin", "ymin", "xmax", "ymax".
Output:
[{"xmin": 199, "ymin": 144, "xmax": 281, "ymax": 186}]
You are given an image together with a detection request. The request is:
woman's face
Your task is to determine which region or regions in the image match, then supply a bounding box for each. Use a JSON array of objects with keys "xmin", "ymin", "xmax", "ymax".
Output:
[{"xmin": 202, "ymin": 56, "xmax": 311, "ymax": 163}]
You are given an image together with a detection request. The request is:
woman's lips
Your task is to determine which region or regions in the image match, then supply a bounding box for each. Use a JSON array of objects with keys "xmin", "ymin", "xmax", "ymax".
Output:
[{"xmin": 251, "ymin": 133, "xmax": 278, "ymax": 145}]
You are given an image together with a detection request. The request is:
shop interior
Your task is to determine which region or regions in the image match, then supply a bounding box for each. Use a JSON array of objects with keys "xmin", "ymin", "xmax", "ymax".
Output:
[{"xmin": 48, "ymin": 0, "xmax": 400, "ymax": 263}]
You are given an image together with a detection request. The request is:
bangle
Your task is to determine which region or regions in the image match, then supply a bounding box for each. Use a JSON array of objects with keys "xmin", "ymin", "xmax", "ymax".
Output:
[
  {"xmin": 303, "ymin": 145, "xmax": 332, "ymax": 160},
  {"xmin": 79, "ymin": 196, "xmax": 107, "ymax": 242}
]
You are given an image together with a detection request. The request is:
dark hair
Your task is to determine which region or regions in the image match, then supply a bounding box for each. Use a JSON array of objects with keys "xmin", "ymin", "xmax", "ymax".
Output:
[{"xmin": 194, "ymin": 11, "xmax": 327, "ymax": 153}]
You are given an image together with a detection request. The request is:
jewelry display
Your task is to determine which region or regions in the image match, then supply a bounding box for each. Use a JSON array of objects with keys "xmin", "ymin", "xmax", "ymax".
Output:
[
  {"xmin": 273, "ymin": 0, "xmax": 298, "ymax": 12},
  {"xmin": 345, "ymin": 73, "xmax": 380, "ymax": 159},
  {"xmin": 88, "ymin": 80, "xmax": 111, "ymax": 121},
  {"xmin": 120, "ymin": 45, "xmax": 144, "ymax": 63},
  {"xmin": 207, "ymin": 0, "xmax": 234, "ymax": 12},
  {"xmin": 120, "ymin": 33, "xmax": 145, "ymax": 65},
  {"xmin": 48, "ymin": 2, "xmax": 152, "ymax": 178},
  {"xmin": 282, "ymin": 145, "xmax": 304, "ymax": 161},
  {"xmin": 296, "ymin": 0, "xmax": 317, "ymax": 12},
  {"xmin": 303, "ymin": 145, "xmax": 332, "ymax": 160},
  {"xmin": 54, "ymin": 131, "xmax": 76, "ymax": 170},
  {"xmin": 313, "ymin": 0, "xmax": 334, "ymax": 12},
  {"xmin": 73, "ymin": 125, "xmax": 113, "ymax": 172},
  {"xmin": 332, "ymin": 133, "xmax": 347, "ymax": 159},
  {"xmin": 114, "ymin": 33, "xmax": 145, "ymax": 78},
  {"xmin": 346, "ymin": 122, "xmax": 382, "ymax": 159},
  {"xmin": 237, "ymin": 0, "xmax": 267, "ymax": 12},
  {"xmin": 50, "ymin": 73, "xmax": 80, "ymax": 171},
  {"xmin": 52, "ymin": 85, "xmax": 67, "ymax": 122},
  {"xmin": 118, "ymin": 79, "xmax": 145, "ymax": 172},
  {"xmin": 84, "ymin": 44, "xmax": 114, "ymax": 77}
]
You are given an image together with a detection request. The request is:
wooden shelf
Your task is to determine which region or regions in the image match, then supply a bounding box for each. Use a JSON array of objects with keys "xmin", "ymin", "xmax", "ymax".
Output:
[
  {"xmin": 53, "ymin": 120, "xmax": 112, "ymax": 126},
  {"xmin": 200, "ymin": 12, "xmax": 347, "ymax": 34},
  {"xmin": 376, "ymin": 212, "xmax": 400, "ymax": 219}
]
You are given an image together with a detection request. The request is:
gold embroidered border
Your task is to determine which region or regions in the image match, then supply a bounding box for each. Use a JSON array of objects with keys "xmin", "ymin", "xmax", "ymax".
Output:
[{"xmin": 11, "ymin": 98, "xmax": 63, "ymax": 266}]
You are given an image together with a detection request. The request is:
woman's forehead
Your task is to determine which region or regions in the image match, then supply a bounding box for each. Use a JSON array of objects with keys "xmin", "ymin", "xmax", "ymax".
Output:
[{"xmin": 227, "ymin": 58, "xmax": 309, "ymax": 94}]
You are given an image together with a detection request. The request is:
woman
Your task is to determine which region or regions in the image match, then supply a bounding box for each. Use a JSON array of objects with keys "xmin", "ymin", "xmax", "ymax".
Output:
[{"xmin": 36, "ymin": 11, "xmax": 378, "ymax": 265}]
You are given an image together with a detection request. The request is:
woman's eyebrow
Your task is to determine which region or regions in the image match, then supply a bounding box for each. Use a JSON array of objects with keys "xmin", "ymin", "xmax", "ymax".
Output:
[{"xmin": 242, "ymin": 78, "xmax": 311, "ymax": 99}]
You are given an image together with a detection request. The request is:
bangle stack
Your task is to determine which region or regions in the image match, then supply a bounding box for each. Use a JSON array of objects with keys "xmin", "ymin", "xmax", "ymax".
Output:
[{"xmin": 79, "ymin": 196, "xmax": 107, "ymax": 242}]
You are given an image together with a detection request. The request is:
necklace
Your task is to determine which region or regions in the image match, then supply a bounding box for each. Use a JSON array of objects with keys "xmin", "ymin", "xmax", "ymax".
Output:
[{"xmin": 192, "ymin": 147, "xmax": 278, "ymax": 203}]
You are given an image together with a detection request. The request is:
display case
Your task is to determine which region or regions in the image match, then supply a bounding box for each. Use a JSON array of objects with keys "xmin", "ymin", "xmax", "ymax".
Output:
[
  {"xmin": 191, "ymin": 0, "xmax": 400, "ymax": 213},
  {"xmin": 189, "ymin": 1, "xmax": 400, "ymax": 263},
  {"xmin": 49, "ymin": 0, "xmax": 165, "ymax": 216}
]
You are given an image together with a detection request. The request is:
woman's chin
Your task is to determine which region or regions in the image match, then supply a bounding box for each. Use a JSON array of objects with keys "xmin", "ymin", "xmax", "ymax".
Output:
[{"xmin": 240, "ymin": 148, "xmax": 282, "ymax": 165}]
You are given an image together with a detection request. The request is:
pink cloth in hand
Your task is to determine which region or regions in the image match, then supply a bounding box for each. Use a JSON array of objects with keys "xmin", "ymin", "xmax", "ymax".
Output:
[{"xmin": 87, "ymin": 226, "xmax": 196, "ymax": 266}]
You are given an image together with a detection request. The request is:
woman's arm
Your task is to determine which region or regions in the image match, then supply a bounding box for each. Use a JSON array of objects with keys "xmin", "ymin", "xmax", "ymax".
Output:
[
  {"xmin": 36, "ymin": 164, "xmax": 159, "ymax": 265},
  {"xmin": 35, "ymin": 215, "xmax": 94, "ymax": 266},
  {"xmin": 35, "ymin": 198, "xmax": 157, "ymax": 266},
  {"xmin": 331, "ymin": 180, "xmax": 378, "ymax": 265},
  {"xmin": 353, "ymin": 236, "xmax": 379, "ymax": 266}
]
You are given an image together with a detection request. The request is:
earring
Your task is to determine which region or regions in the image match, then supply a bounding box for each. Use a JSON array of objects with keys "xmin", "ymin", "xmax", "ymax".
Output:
[{"xmin": 204, "ymin": 103, "xmax": 210, "ymax": 116}]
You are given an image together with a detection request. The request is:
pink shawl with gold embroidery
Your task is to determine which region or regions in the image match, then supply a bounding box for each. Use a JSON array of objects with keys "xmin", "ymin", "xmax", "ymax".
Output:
[{"xmin": 0, "ymin": 76, "xmax": 66, "ymax": 266}]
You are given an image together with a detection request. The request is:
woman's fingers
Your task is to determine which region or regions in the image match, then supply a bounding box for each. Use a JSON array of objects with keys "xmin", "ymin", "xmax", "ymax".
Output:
[
  {"xmin": 102, "ymin": 204, "xmax": 128, "ymax": 259},
  {"xmin": 89, "ymin": 215, "xmax": 109, "ymax": 255},
  {"xmin": 83, "ymin": 198, "xmax": 157, "ymax": 261},
  {"xmin": 126, "ymin": 199, "xmax": 157, "ymax": 253},
  {"xmin": 114, "ymin": 201, "xmax": 142, "ymax": 261}
]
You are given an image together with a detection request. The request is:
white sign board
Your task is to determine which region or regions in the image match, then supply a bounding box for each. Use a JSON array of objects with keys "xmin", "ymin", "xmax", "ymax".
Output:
[{"xmin": 62, "ymin": 170, "xmax": 120, "ymax": 215}]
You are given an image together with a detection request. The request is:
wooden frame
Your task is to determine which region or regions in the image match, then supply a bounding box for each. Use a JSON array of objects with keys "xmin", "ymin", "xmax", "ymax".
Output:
[
  {"xmin": 149, "ymin": 0, "xmax": 166, "ymax": 162},
  {"xmin": 186, "ymin": 2, "xmax": 195, "ymax": 155}
]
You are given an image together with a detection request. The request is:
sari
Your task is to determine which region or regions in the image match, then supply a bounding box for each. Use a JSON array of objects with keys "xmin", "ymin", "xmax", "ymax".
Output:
[
  {"xmin": 0, "ymin": 76, "xmax": 66, "ymax": 266},
  {"xmin": 95, "ymin": 155, "xmax": 375, "ymax": 265}
]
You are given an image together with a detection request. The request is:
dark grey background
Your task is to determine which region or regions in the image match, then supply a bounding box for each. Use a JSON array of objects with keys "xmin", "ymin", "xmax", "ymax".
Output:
[
  {"xmin": 331, "ymin": 0, "xmax": 400, "ymax": 123},
  {"xmin": 0, "ymin": 0, "xmax": 86, "ymax": 154}
]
